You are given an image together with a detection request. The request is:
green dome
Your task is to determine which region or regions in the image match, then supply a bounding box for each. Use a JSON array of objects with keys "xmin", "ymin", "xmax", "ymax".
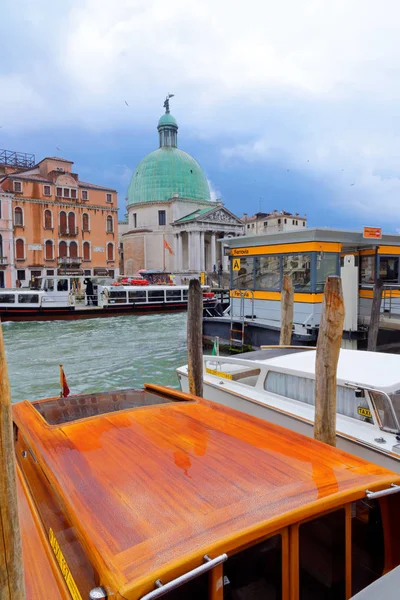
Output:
[
  {"xmin": 158, "ymin": 113, "xmax": 178, "ymax": 128},
  {"xmin": 127, "ymin": 147, "xmax": 211, "ymax": 205}
]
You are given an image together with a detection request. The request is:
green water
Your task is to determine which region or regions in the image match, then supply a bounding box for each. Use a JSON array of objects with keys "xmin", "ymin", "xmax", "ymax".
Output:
[{"xmin": 3, "ymin": 313, "xmax": 188, "ymax": 403}]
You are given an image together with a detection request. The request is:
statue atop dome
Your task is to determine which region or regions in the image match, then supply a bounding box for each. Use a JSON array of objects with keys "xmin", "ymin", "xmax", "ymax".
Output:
[{"xmin": 163, "ymin": 93, "xmax": 175, "ymax": 114}]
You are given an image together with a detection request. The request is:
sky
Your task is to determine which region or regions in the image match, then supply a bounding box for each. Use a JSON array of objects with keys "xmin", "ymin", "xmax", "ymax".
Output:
[{"xmin": 1, "ymin": 0, "xmax": 400, "ymax": 230}]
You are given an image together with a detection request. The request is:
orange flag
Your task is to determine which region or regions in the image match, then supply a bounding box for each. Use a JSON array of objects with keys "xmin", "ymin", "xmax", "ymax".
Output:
[
  {"xmin": 59, "ymin": 364, "xmax": 70, "ymax": 398},
  {"xmin": 164, "ymin": 239, "xmax": 175, "ymax": 255}
]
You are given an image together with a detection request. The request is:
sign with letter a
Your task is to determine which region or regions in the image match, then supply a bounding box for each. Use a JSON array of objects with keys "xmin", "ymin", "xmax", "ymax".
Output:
[{"xmin": 232, "ymin": 258, "xmax": 241, "ymax": 271}]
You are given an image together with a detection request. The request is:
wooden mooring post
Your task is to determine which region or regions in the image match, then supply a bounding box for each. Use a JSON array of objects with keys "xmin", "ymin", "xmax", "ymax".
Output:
[
  {"xmin": 314, "ymin": 276, "xmax": 345, "ymax": 447},
  {"xmin": 367, "ymin": 278, "xmax": 383, "ymax": 352},
  {"xmin": 0, "ymin": 323, "xmax": 26, "ymax": 599},
  {"xmin": 187, "ymin": 279, "xmax": 203, "ymax": 397},
  {"xmin": 280, "ymin": 275, "xmax": 294, "ymax": 346}
]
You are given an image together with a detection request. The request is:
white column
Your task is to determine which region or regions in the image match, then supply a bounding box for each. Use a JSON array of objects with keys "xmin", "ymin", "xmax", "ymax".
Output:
[
  {"xmin": 199, "ymin": 231, "xmax": 205, "ymax": 272},
  {"xmin": 211, "ymin": 232, "xmax": 216, "ymax": 271},
  {"xmin": 193, "ymin": 232, "xmax": 201, "ymax": 272},
  {"xmin": 173, "ymin": 234, "xmax": 179, "ymax": 271},
  {"xmin": 187, "ymin": 232, "xmax": 192, "ymax": 271},
  {"xmin": 178, "ymin": 233, "xmax": 183, "ymax": 271}
]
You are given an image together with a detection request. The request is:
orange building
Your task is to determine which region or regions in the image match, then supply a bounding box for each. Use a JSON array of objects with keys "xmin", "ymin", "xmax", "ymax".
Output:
[{"xmin": 0, "ymin": 154, "xmax": 118, "ymax": 285}]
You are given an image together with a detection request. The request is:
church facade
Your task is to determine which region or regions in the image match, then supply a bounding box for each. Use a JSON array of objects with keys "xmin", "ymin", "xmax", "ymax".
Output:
[{"xmin": 122, "ymin": 100, "xmax": 243, "ymax": 276}]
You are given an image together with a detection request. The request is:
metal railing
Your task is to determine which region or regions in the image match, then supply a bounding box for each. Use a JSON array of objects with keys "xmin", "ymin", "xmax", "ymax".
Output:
[
  {"xmin": 58, "ymin": 256, "xmax": 82, "ymax": 265},
  {"xmin": 58, "ymin": 227, "xmax": 79, "ymax": 236}
]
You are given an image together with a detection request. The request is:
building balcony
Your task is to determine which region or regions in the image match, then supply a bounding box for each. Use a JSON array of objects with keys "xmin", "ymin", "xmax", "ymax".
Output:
[
  {"xmin": 0, "ymin": 256, "xmax": 7, "ymax": 266},
  {"xmin": 58, "ymin": 256, "xmax": 82, "ymax": 266},
  {"xmin": 58, "ymin": 227, "xmax": 79, "ymax": 237}
]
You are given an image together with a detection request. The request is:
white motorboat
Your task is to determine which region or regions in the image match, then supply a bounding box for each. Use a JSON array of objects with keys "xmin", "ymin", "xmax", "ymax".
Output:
[{"xmin": 177, "ymin": 347, "xmax": 400, "ymax": 471}]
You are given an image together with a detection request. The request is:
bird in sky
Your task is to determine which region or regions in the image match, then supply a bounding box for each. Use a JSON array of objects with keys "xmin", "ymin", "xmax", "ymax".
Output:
[
  {"xmin": 350, "ymin": 183, "xmax": 355, "ymax": 186},
  {"xmin": 56, "ymin": 146, "xmax": 62, "ymax": 151},
  {"xmin": 125, "ymin": 100, "xmax": 129, "ymax": 107}
]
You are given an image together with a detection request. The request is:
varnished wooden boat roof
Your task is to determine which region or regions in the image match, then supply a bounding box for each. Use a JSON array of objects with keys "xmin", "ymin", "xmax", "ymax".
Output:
[{"xmin": 13, "ymin": 384, "xmax": 400, "ymax": 599}]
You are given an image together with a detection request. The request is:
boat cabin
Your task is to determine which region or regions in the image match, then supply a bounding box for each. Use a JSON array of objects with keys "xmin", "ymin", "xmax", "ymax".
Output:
[
  {"xmin": 13, "ymin": 384, "xmax": 400, "ymax": 599},
  {"xmin": 220, "ymin": 228, "xmax": 400, "ymax": 348}
]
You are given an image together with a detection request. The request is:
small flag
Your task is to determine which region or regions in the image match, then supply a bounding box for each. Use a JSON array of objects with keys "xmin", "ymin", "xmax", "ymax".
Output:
[
  {"xmin": 164, "ymin": 239, "xmax": 175, "ymax": 255},
  {"xmin": 211, "ymin": 339, "xmax": 218, "ymax": 356},
  {"xmin": 59, "ymin": 364, "xmax": 70, "ymax": 398}
]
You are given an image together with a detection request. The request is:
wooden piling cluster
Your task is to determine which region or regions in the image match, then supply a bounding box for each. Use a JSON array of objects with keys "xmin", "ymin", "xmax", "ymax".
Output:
[{"xmin": 0, "ymin": 323, "xmax": 26, "ymax": 599}]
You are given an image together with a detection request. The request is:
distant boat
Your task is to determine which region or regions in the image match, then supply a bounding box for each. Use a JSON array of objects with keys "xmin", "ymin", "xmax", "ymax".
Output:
[
  {"xmin": 13, "ymin": 382, "xmax": 400, "ymax": 598},
  {"xmin": 0, "ymin": 275, "xmax": 217, "ymax": 322},
  {"xmin": 177, "ymin": 346, "xmax": 400, "ymax": 472}
]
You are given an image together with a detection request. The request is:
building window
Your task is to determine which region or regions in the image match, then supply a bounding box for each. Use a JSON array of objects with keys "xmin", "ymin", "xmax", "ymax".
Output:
[
  {"xmin": 69, "ymin": 241, "xmax": 78, "ymax": 258},
  {"xmin": 252, "ymin": 223, "xmax": 254, "ymax": 228},
  {"xmin": 278, "ymin": 218, "xmax": 281, "ymax": 225},
  {"xmin": 56, "ymin": 187, "xmax": 62, "ymax": 197},
  {"xmin": 158, "ymin": 210, "xmax": 166, "ymax": 226},
  {"xmin": 296, "ymin": 220, "xmax": 298, "ymax": 225},
  {"xmin": 284, "ymin": 218, "xmax": 287, "ymax": 224},
  {"xmin": 68, "ymin": 211, "xmax": 76, "ymax": 233},
  {"xmin": 133, "ymin": 213, "xmax": 137, "ymax": 228},
  {"xmin": 59, "ymin": 241, "xmax": 67, "ymax": 258},
  {"xmin": 71, "ymin": 189, "xmax": 77, "ymax": 199},
  {"xmin": 46, "ymin": 269, "xmax": 55, "ymax": 276},
  {"xmin": 59, "ymin": 211, "xmax": 67, "ymax": 234},
  {"xmin": 81, "ymin": 190, "xmax": 88, "ymax": 201},
  {"xmin": 43, "ymin": 185, "xmax": 51, "ymax": 196},
  {"xmin": 106, "ymin": 215, "xmax": 113, "ymax": 233},
  {"xmin": 263, "ymin": 221, "xmax": 268, "ymax": 227},
  {"xmin": 15, "ymin": 239, "xmax": 25, "ymax": 260},
  {"xmin": 106, "ymin": 193, "xmax": 112, "ymax": 203},
  {"xmin": 303, "ymin": 221, "xmax": 306, "ymax": 226},
  {"xmin": 45, "ymin": 240, "xmax": 54, "ymax": 260},
  {"xmin": 14, "ymin": 207, "xmax": 23, "ymax": 226},
  {"xmin": 13, "ymin": 181, "xmax": 22, "ymax": 193},
  {"xmin": 247, "ymin": 224, "xmax": 250, "ymax": 229},
  {"xmin": 83, "ymin": 241, "xmax": 90, "ymax": 261},
  {"xmin": 82, "ymin": 213, "xmax": 90, "ymax": 232},
  {"xmin": 84, "ymin": 269, "xmax": 91, "ymax": 276},
  {"xmin": 107, "ymin": 243, "xmax": 114, "ymax": 261},
  {"xmin": 64, "ymin": 188, "xmax": 70, "ymax": 199},
  {"xmin": 17, "ymin": 269, "xmax": 25, "ymax": 281},
  {"xmin": 44, "ymin": 209, "xmax": 52, "ymax": 229}
]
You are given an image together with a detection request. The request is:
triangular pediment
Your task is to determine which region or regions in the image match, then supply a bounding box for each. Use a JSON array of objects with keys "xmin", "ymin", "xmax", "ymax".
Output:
[{"xmin": 174, "ymin": 205, "xmax": 243, "ymax": 226}]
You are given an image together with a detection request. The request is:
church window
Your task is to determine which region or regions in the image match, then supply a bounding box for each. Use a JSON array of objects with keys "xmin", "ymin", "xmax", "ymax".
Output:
[
  {"xmin": 278, "ymin": 219, "xmax": 281, "ymax": 225},
  {"xmin": 158, "ymin": 210, "xmax": 166, "ymax": 226},
  {"xmin": 133, "ymin": 213, "xmax": 137, "ymax": 228}
]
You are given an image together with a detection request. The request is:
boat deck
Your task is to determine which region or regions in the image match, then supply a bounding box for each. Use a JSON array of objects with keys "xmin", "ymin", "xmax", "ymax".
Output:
[{"xmin": 13, "ymin": 385, "xmax": 400, "ymax": 599}]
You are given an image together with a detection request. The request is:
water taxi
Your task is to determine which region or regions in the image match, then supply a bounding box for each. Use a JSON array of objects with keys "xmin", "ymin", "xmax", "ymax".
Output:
[
  {"xmin": 14, "ymin": 383, "xmax": 400, "ymax": 599},
  {"xmin": 0, "ymin": 275, "xmax": 216, "ymax": 321},
  {"xmin": 177, "ymin": 347, "xmax": 400, "ymax": 472}
]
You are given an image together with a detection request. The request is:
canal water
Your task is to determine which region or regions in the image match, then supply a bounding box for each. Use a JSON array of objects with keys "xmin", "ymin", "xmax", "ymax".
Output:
[{"xmin": 3, "ymin": 313, "xmax": 188, "ymax": 403}]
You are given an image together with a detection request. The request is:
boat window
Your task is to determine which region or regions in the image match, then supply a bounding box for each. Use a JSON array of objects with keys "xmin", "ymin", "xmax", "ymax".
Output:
[
  {"xmin": 265, "ymin": 372, "xmax": 372, "ymax": 423},
  {"xmin": 299, "ymin": 509, "xmax": 345, "ymax": 600},
  {"xmin": 360, "ymin": 255, "xmax": 375, "ymax": 284},
  {"xmin": 255, "ymin": 256, "xmax": 281, "ymax": 290},
  {"xmin": 109, "ymin": 291, "xmax": 128, "ymax": 303},
  {"xmin": 57, "ymin": 279, "xmax": 68, "ymax": 291},
  {"xmin": 379, "ymin": 256, "xmax": 399, "ymax": 282},
  {"xmin": 0, "ymin": 293, "xmax": 15, "ymax": 303},
  {"xmin": 148, "ymin": 290, "xmax": 165, "ymax": 302},
  {"xmin": 351, "ymin": 498, "xmax": 384, "ymax": 596},
  {"xmin": 369, "ymin": 390, "xmax": 399, "ymax": 432},
  {"xmin": 43, "ymin": 278, "xmax": 54, "ymax": 292},
  {"xmin": 223, "ymin": 534, "xmax": 282, "ymax": 599},
  {"xmin": 164, "ymin": 573, "xmax": 208, "ymax": 600},
  {"xmin": 166, "ymin": 289, "xmax": 182, "ymax": 301},
  {"xmin": 128, "ymin": 290, "xmax": 146, "ymax": 303},
  {"xmin": 231, "ymin": 257, "xmax": 254, "ymax": 290},
  {"xmin": 33, "ymin": 389, "xmax": 192, "ymax": 425},
  {"xmin": 315, "ymin": 253, "xmax": 338, "ymax": 292},
  {"xmin": 283, "ymin": 254, "xmax": 311, "ymax": 292},
  {"xmin": 18, "ymin": 294, "xmax": 39, "ymax": 304},
  {"xmin": 183, "ymin": 289, "xmax": 188, "ymax": 299}
]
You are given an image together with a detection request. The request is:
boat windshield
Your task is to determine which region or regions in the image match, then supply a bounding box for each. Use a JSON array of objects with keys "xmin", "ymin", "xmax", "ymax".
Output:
[{"xmin": 369, "ymin": 390, "xmax": 400, "ymax": 433}]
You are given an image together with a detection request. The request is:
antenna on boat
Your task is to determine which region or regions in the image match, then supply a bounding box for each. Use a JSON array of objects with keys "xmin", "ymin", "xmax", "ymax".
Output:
[{"xmin": 0, "ymin": 321, "xmax": 26, "ymax": 598}]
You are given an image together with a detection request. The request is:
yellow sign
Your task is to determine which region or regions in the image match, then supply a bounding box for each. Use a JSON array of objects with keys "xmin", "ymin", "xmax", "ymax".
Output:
[
  {"xmin": 206, "ymin": 368, "xmax": 233, "ymax": 380},
  {"xmin": 232, "ymin": 258, "xmax": 241, "ymax": 271},
  {"xmin": 49, "ymin": 528, "xmax": 83, "ymax": 600},
  {"xmin": 200, "ymin": 272, "xmax": 205, "ymax": 285},
  {"xmin": 357, "ymin": 406, "xmax": 372, "ymax": 419},
  {"xmin": 363, "ymin": 227, "xmax": 382, "ymax": 240}
]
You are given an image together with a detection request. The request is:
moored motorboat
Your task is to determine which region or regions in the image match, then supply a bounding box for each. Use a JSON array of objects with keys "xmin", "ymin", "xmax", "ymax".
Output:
[
  {"xmin": 11, "ymin": 383, "xmax": 400, "ymax": 599},
  {"xmin": 177, "ymin": 346, "xmax": 400, "ymax": 472}
]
